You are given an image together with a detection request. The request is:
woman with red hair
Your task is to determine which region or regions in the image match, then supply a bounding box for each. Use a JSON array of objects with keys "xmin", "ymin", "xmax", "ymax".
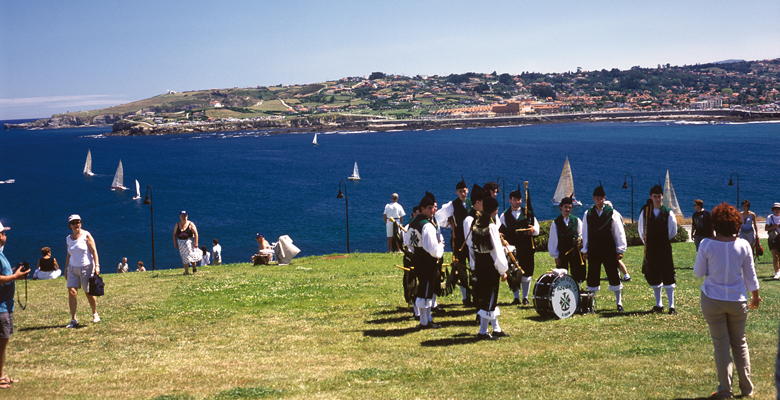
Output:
[{"xmin": 694, "ymin": 203, "xmax": 761, "ymax": 399}]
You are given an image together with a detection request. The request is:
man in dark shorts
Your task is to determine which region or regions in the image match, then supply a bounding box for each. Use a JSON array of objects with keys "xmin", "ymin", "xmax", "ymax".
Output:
[{"xmin": 0, "ymin": 221, "xmax": 30, "ymax": 389}]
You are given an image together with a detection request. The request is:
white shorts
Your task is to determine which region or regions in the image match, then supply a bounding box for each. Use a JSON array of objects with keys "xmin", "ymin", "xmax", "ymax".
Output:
[
  {"xmin": 34, "ymin": 269, "xmax": 62, "ymax": 280},
  {"xmin": 66, "ymin": 265, "xmax": 93, "ymax": 291},
  {"xmin": 386, "ymin": 221, "xmax": 395, "ymax": 237}
]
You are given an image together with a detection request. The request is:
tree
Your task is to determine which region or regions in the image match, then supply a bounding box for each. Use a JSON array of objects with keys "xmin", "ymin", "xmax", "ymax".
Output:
[
  {"xmin": 368, "ymin": 72, "xmax": 386, "ymax": 80},
  {"xmin": 498, "ymin": 73, "xmax": 514, "ymax": 85}
]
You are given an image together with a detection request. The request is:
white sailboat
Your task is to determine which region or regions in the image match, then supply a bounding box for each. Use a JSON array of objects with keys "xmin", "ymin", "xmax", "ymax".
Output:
[
  {"xmin": 312, "ymin": 133, "xmax": 319, "ymax": 146},
  {"xmin": 347, "ymin": 162, "xmax": 361, "ymax": 181},
  {"xmin": 111, "ymin": 160, "xmax": 128, "ymax": 191},
  {"xmin": 0, "ymin": 179, "xmax": 15, "ymax": 184},
  {"xmin": 83, "ymin": 149, "xmax": 95, "ymax": 176},
  {"xmin": 663, "ymin": 169, "xmax": 683, "ymax": 218},
  {"xmin": 132, "ymin": 179, "xmax": 142, "ymax": 200},
  {"xmin": 552, "ymin": 157, "xmax": 582, "ymax": 206}
]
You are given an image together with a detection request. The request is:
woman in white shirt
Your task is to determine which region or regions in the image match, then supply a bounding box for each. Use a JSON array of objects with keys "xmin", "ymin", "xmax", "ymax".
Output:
[
  {"xmin": 693, "ymin": 203, "xmax": 761, "ymax": 399},
  {"xmin": 64, "ymin": 214, "xmax": 101, "ymax": 328}
]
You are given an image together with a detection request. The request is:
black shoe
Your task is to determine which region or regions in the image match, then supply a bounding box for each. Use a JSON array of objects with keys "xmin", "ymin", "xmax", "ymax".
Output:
[
  {"xmin": 192, "ymin": 266, "xmax": 197, "ymax": 273},
  {"xmin": 476, "ymin": 333, "xmax": 496, "ymax": 341},
  {"xmin": 428, "ymin": 322, "xmax": 441, "ymax": 329},
  {"xmin": 668, "ymin": 307, "xmax": 677, "ymax": 315},
  {"xmin": 511, "ymin": 298, "xmax": 521, "ymax": 305},
  {"xmin": 617, "ymin": 305, "xmax": 624, "ymax": 312},
  {"xmin": 522, "ymin": 298, "xmax": 529, "ymax": 306},
  {"xmin": 651, "ymin": 306, "xmax": 664, "ymax": 313},
  {"xmin": 492, "ymin": 331, "xmax": 509, "ymax": 338}
]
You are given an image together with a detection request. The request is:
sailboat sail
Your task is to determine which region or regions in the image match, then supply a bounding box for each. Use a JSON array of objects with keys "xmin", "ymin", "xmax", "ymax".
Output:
[
  {"xmin": 348, "ymin": 162, "xmax": 361, "ymax": 180},
  {"xmin": 312, "ymin": 133, "xmax": 319, "ymax": 145},
  {"xmin": 111, "ymin": 160, "xmax": 127, "ymax": 190},
  {"xmin": 663, "ymin": 169, "xmax": 683, "ymax": 218},
  {"xmin": 132, "ymin": 179, "xmax": 141, "ymax": 200},
  {"xmin": 552, "ymin": 157, "xmax": 580, "ymax": 205},
  {"xmin": 83, "ymin": 150, "xmax": 95, "ymax": 176}
]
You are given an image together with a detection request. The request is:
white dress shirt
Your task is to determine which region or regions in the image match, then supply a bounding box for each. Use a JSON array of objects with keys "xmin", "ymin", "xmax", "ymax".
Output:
[
  {"xmin": 548, "ymin": 216, "xmax": 583, "ymax": 258},
  {"xmin": 383, "ymin": 202, "xmax": 406, "ymax": 219},
  {"xmin": 637, "ymin": 207, "xmax": 678, "ymax": 243},
  {"xmin": 498, "ymin": 209, "xmax": 540, "ymax": 236},
  {"xmin": 581, "ymin": 207, "xmax": 627, "ymax": 254},
  {"xmin": 463, "ymin": 216, "xmax": 508, "ymax": 275},
  {"xmin": 435, "ymin": 198, "xmax": 467, "ymax": 228}
]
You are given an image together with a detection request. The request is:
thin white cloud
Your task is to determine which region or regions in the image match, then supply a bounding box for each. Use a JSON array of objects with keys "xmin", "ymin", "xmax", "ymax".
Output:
[{"xmin": 0, "ymin": 94, "xmax": 126, "ymax": 106}]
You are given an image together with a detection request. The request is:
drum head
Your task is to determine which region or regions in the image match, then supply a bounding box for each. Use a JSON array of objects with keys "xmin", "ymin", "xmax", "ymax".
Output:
[{"xmin": 549, "ymin": 274, "xmax": 579, "ymax": 319}]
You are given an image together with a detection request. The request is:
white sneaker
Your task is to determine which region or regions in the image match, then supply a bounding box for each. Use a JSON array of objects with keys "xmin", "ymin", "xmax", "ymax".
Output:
[
  {"xmin": 92, "ymin": 313, "xmax": 101, "ymax": 323},
  {"xmin": 773, "ymin": 271, "xmax": 780, "ymax": 280},
  {"xmin": 66, "ymin": 320, "xmax": 78, "ymax": 328}
]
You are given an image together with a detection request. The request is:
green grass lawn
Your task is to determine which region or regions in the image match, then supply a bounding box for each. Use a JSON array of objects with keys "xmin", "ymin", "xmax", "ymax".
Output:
[{"xmin": 8, "ymin": 243, "xmax": 779, "ymax": 399}]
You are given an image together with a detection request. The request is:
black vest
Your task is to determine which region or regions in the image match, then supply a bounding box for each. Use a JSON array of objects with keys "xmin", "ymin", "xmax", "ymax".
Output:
[
  {"xmin": 586, "ymin": 206, "xmax": 615, "ymax": 253},
  {"xmin": 410, "ymin": 214, "xmax": 438, "ymax": 264},
  {"xmin": 645, "ymin": 206, "xmax": 672, "ymax": 249},
  {"xmin": 471, "ymin": 216, "xmax": 494, "ymax": 254},
  {"xmin": 554, "ymin": 215, "xmax": 579, "ymax": 254},
  {"xmin": 501, "ymin": 208, "xmax": 533, "ymax": 251},
  {"xmin": 451, "ymin": 198, "xmax": 471, "ymax": 243}
]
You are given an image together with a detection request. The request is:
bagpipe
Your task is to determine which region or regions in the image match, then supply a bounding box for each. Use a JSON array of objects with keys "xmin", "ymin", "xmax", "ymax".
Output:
[{"xmin": 500, "ymin": 233, "xmax": 525, "ymax": 292}]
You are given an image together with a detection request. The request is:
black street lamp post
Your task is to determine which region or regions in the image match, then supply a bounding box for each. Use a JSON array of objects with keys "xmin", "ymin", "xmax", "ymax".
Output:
[
  {"xmin": 337, "ymin": 181, "xmax": 350, "ymax": 253},
  {"xmin": 622, "ymin": 174, "xmax": 635, "ymax": 224},
  {"xmin": 143, "ymin": 185, "xmax": 156, "ymax": 270},
  {"xmin": 728, "ymin": 173, "xmax": 740, "ymax": 206}
]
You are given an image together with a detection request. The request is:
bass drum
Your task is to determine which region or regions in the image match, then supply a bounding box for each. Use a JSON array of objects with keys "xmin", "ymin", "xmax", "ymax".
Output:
[{"xmin": 533, "ymin": 271, "xmax": 580, "ymax": 319}]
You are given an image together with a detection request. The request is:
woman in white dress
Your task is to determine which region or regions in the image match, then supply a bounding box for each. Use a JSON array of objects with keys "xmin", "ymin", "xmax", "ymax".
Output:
[
  {"xmin": 64, "ymin": 214, "xmax": 100, "ymax": 328},
  {"xmin": 172, "ymin": 211, "xmax": 202, "ymax": 274}
]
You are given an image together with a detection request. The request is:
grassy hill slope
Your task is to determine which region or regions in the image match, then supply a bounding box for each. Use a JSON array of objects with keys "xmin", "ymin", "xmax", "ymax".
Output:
[{"xmin": 9, "ymin": 243, "xmax": 779, "ymax": 399}]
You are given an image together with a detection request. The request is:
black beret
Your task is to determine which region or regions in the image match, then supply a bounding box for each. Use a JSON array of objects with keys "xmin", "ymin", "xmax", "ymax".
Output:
[
  {"xmin": 456, "ymin": 179, "xmax": 467, "ymax": 190},
  {"xmin": 509, "ymin": 190, "xmax": 523, "ymax": 199},
  {"xmin": 559, "ymin": 197, "xmax": 574, "ymax": 207},
  {"xmin": 649, "ymin": 184, "xmax": 663, "ymax": 195},
  {"xmin": 482, "ymin": 196, "xmax": 499, "ymax": 215},
  {"xmin": 419, "ymin": 191, "xmax": 436, "ymax": 208}
]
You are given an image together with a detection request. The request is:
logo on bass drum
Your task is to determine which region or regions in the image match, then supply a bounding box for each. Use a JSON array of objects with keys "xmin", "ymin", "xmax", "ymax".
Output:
[{"xmin": 551, "ymin": 280, "xmax": 579, "ymax": 319}]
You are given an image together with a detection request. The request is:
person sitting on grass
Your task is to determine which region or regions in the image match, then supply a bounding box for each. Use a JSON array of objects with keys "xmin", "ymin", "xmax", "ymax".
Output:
[
  {"xmin": 136, "ymin": 261, "xmax": 146, "ymax": 272},
  {"xmin": 33, "ymin": 246, "xmax": 61, "ymax": 280},
  {"xmin": 253, "ymin": 233, "xmax": 274, "ymax": 265}
]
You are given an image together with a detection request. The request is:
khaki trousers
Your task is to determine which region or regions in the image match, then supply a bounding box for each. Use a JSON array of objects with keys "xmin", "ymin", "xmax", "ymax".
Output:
[{"xmin": 700, "ymin": 293, "xmax": 753, "ymax": 396}]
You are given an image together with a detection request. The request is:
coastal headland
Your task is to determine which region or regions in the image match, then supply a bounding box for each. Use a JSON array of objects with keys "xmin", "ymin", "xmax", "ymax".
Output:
[
  {"xmin": 105, "ymin": 109, "xmax": 780, "ymax": 136},
  {"xmin": 5, "ymin": 58, "xmax": 779, "ymax": 135}
]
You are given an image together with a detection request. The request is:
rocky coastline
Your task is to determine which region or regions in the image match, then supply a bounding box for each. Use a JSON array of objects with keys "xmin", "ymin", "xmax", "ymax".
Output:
[
  {"xmin": 106, "ymin": 109, "xmax": 780, "ymax": 136},
  {"xmin": 5, "ymin": 109, "xmax": 779, "ymax": 136}
]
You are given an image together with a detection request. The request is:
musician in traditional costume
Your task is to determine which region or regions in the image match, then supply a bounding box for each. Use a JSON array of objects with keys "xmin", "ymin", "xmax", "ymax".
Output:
[
  {"xmin": 409, "ymin": 192, "xmax": 445, "ymax": 329},
  {"xmin": 581, "ymin": 185, "xmax": 628, "ymax": 312},
  {"xmin": 402, "ymin": 206, "xmax": 420, "ymax": 318},
  {"xmin": 463, "ymin": 185, "xmax": 487, "ymax": 312},
  {"xmin": 638, "ymin": 185, "xmax": 678, "ymax": 314},
  {"xmin": 435, "ymin": 179, "xmax": 473, "ymax": 305},
  {"xmin": 464, "ymin": 194, "xmax": 509, "ymax": 340},
  {"xmin": 548, "ymin": 196, "xmax": 586, "ymax": 283},
  {"xmin": 499, "ymin": 189, "xmax": 540, "ymax": 305}
]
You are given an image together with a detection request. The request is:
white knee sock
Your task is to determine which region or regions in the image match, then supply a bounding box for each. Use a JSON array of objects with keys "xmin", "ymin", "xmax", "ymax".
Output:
[
  {"xmin": 419, "ymin": 308, "xmax": 428, "ymax": 325},
  {"xmin": 614, "ymin": 290, "xmax": 622, "ymax": 306},
  {"xmin": 479, "ymin": 316, "xmax": 489, "ymax": 335},
  {"xmin": 665, "ymin": 286, "xmax": 675, "ymax": 309},
  {"xmin": 513, "ymin": 289, "xmax": 520, "ymax": 300},
  {"xmin": 521, "ymin": 281, "xmax": 531, "ymax": 300},
  {"xmin": 491, "ymin": 318, "xmax": 502, "ymax": 333},
  {"xmin": 460, "ymin": 286, "xmax": 468, "ymax": 301},
  {"xmin": 653, "ymin": 287, "xmax": 663, "ymax": 307}
]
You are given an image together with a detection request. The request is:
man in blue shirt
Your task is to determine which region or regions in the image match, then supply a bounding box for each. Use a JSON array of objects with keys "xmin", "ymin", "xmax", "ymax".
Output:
[{"xmin": 0, "ymin": 221, "xmax": 30, "ymax": 389}]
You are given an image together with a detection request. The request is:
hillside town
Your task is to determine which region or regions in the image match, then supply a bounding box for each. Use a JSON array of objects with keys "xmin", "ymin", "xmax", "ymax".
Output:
[{"xmin": 6, "ymin": 58, "xmax": 780, "ymax": 133}]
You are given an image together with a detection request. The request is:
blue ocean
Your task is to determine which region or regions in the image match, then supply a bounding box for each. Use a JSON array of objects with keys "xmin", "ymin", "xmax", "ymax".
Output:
[{"xmin": 1, "ymin": 120, "xmax": 778, "ymax": 272}]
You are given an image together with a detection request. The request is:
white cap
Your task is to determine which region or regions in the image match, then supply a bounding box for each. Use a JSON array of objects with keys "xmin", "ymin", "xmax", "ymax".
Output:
[
  {"xmin": 391, "ymin": 193, "xmax": 399, "ymax": 199},
  {"xmin": 67, "ymin": 214, "xmax": 82, "ymax": 223},
  {"xmin": 0, "ymin": 221, "xmax": 10, "ymax": 232},
  {"xmin": 772, "ymin": 202, "xmax": 780, "ymax": 209},
  {"xmin": 180, "ymin": 210, "xmax": 188, "ymax": 215}
]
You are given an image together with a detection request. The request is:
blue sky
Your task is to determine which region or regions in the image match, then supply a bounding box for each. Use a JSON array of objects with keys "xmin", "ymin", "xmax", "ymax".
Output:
[{"xmin": 1, "ymin": 0, "xmax": 779, "ymax": 119}]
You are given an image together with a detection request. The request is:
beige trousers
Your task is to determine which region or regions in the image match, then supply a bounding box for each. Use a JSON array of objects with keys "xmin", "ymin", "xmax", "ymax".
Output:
[{"xmin": 700, "ymin": 293, "xmax": 753, "ymax": 396}]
